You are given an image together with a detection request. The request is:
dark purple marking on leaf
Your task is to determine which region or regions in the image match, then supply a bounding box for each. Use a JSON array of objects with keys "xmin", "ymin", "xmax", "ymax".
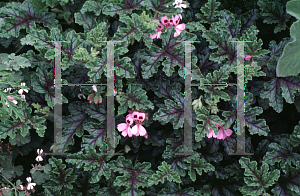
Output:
[
  {"xmin": 105, "ymin": 0, "xmax": 143, "ymax": 15},
  {"xmin": 240, "ymin": 9, "xmax": 259, "ymax": 35}
]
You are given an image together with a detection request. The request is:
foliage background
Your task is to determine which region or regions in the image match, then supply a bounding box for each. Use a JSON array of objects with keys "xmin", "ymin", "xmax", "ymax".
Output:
[{"xmin": 0, "ymin": 0, "xmax": 300, "ymax": 195}]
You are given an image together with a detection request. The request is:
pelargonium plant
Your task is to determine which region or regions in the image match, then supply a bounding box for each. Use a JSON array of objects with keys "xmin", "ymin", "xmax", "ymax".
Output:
[{"xmin": 1, "ymin": 0, "xmax": 300, "ymax": 195}]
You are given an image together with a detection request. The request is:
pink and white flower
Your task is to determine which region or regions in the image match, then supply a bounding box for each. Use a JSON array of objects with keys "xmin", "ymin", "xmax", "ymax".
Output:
[
  {"xmin": 150, "ymin": 20, "xmax": 164, "ymax": 39},
  {"xmin": 18, "ymin": 82, "xmax": 29, "ymax": 99},
  {"xmin": 117, "ymin": 110, "xmax": 148, "ymax": 138},
  {"xmin": 206, "ymin": 127, "xmax": 217, "ymax": 138},
  {"xmin": 5, "ymin": 96, "xmax": 18, "ymax": 107},
  {"xmin": 36, "ymin": 149, "xmax": 44, "ymax": 162},
  {"xmin": 173, "ymin": 0, "xmax": 188, "ymax": 9},
  {"xmin": 131, "ymin": 123, "xmax": 147, "ymax": 136},
  {"xmin": 117, "ymin": 114, "xmax": 134, "ymax": 137},
  {"xmin": 172, "ymin": 15, "xmax": 185, "ymax": 37},
  {"xmin": 161, "ymin": 16, "xmax": 174, "ymax": 29},
  {"xmin": 212, "ymin": 121, "xmax": 233, "ymax": 140},
  {"xmin": 26, "ymin": 177, "xmax": 36, "ymax": 190}
]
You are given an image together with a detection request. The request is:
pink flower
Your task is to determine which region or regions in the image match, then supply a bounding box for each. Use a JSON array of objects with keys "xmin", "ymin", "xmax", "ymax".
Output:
[
  {"xmin": 161, "ymin": 16, "xmax": 174, "ymax": 29},
  {"xmin": 5, "ymin": 96, "xmax": 18, "ymax": 107},
  {"xmin": 22, "ymin": 2, "xmax": 24, "ymax": 5},
  {"xmin": 131, "ymin": 123, "xmax": 147, "ymax": 136},
  {"xmin": 172, "ymin": 15, "xmax": 185, "ymax": 37},
  {"xmin": 212, "ymin": 122, "xmax": 233, "ymax": 140},
  {"xmin": 244, "ymin": 56, "xmax": 252, "ymax": 60},
  {"xmin": 117, "ymin": 114, "xmax": 134, "ymax": 137},
  {"xmin": 150, "ymin": 20, "xmax": 164, "ymax": 39},
  {"xmin": 206, "ymin": 127, "xmax": 217, "ymax": 138},
  {"xmin": 72, "ymin": 1, "xmax": 74, "ymax": 5},
  {"xmin": 131, "ymin": 111, "xmax": 145, "ymax": 124},
  {"xmin": 117, "ymin": 110, "xmax": 148, "ymax": 137}
]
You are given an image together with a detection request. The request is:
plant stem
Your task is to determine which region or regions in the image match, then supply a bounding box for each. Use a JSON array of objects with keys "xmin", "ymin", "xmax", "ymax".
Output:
[
  {"xmin": 134, "ymin": 151, "xmax": 140, "ymax": 168},
  {"xmin": 15, "ymin": 45, "xmax": 25, "ymax": 55},
  {"xmin": 115, "ymin": 149, "xmax": 124, "ymax": 154},
  {"xmin": 0, "ymin": 174, "xmax": 17, "ymax": 195}
]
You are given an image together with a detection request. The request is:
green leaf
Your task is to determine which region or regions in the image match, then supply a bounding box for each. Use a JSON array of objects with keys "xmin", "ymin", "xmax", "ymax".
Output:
[
  {"xmin": 289, "ymin": 123, "xmax": 300, "ymax": 147},
  {"xmin": 148, "ymin": 161, "xmax": 182, "ymax": 186},
  {"xmin": 263, "ymin": 138, "xmax": 300, "ymax": 167},
  {"xmin": 257, "ymin": 0, "xmax": 291, "ymax": 33},
  {"xmin": 117, "ymin": 83, "xmax": 154, "ymax": 116},
  {"xmin": 195, "ymin": 107, "xmax": 223, "ymax": 142},
  {"xmin": 43, "ymin": 157, "xmax": 77, "ymax": 191},
  {"xmin": 112, "ymin": 13, "xmax": 157, "ymax": 49},
  {"xmin": 239, "ymin": 157, "xmax": 280, "ymax": 196},
  {"xmin": 40, "ymin": 0, "xmax": 68, "ymax": 8},
  {"xmin": 0, "ymin": 2, "xmax": 59, "ymax": 38},
  {"xmin": 9, "ymin": 131, "xmax": 31, "ymax": 146},
  {"xmin": 81, "ymin": 1, "xmax": 104, "ymax": 16},
  {"xmin": 276, "ymin": 20, "xmax": 300, "ymax": 77},
  {"xmin": 286, "ymin": 0, "xmax": 300, "ymax": 20},
  {"xmin": 184, "ymin": 154, "xmax": 215, "ymax": 182},
  {"xmin": 86, "ymin": 22, "xmax": 108, "ymax": 47},
  {"xmin": 271, "ymin": 161, "xmax": 300, "ymax": 196},
  {"xmin": 199, "ymin": 64, "xmax": 231, "ymax": 102},
  {"xmin": 195, "ymin": 0, "xmax": 221, "ymax": 24},
  {"xmin": 65, "ymin": 145, "xmax": 112, "ymax": 183},
  {"xmin": 31, "ymin": 164, "xmax": 51, "ymax": 185},
  {"xmin": 0, "ymin": 53, "xmax": 31, "ymax": 71},
  {"xmin": 260, "ymin": 76, "xmax": 300, "ymax": 113}
]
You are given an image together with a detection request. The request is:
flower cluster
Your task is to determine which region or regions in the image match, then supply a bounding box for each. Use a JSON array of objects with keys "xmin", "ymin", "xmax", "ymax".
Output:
[
  {"xmin": 117, "ymin": 109, "xmax": 148, "ymax": 139},
  {"xmin": 17, "ymin": 177, "xmax": 36, "ymax": 195},
  {"xmin": 150, "ymin": 15, "xmax": 186, "ymax": 39},
  {"xmin": 86, "ymin": 85, "xmax": 102, "ymax": 104},
  {"xmin": 206, "ymin": 121, "xmax": 233, "ymax": 140},
  {"xmin": 35, "ymin": 149, "xmax": 44, "ymax": 162},
  {"xmin": 173, "ymin": 0, "xmax": 189, "ymax": 19},
  {"xmin": 3, "ymin": 82, "xmax": 28, "ymax": 108}
]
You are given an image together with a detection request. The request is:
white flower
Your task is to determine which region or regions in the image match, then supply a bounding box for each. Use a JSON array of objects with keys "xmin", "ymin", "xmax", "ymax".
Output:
[
  {"xmin": 18, "ymin": 82, "xmax": 29, "ymax": 96},
  {"xmin": 18, "ymin": 88, "xmax": 28, "ymax": 95},
  {"xmin": 92, "ymin": 85, "xmax": 97, "ymax": 92},
  {"xmin": 26, "ymin": 177, "xmax": 36, "ymax": 190},
  {"xmin": 173, "ymin": 0, "xmax": 188, "ymax": 9},
  {"xmin": 36, "ymin": 149, "xmax": 44, "ymax": 162},
  {"xmin": 4, "ymin": 88, "xmax": 12, "ymax": 92},
  {"xmin": 36, "ymin": 155, "xmax": 43, "ymax": 162}
]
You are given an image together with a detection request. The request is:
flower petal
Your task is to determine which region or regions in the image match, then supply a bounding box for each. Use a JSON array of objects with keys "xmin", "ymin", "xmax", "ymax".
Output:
[
  {"xmin": 161, "ymin": 16, "xmax": 169, "ymax": 26},
  {"xmin": 138, "ymin": 125, "xmax": 147, "ymax": 136},
  {"xmin": 244, "ymin": 56, "xmax": 252, "ymax": 60},
  {"xmin": 131, "ymin": 124, "xmax": 138, "ymax": 134},
  {"xmin": 175, "ymin": 23, "xmax": 185, "ymax": 31},
  {"xmin": 224, "ymin": 128, "xmax": 233, "ymax": 136},
  {"xmin": 216, "ymin": 129, "xmax": 224, "ymax": 139},
  {"xmin": 127, "ymin": 127, "xmax": 133, "ymax": 137},
  {"xmin": 149, "ymin": 33, "xmax": 157, "ymax": 39},
  {"xmin": 157, "ymin": 31, "xmax": 162, "ymax": 39},
  {"xmin": 117, "ymin": 123, "xmax": 128, "ymax": 132}
]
